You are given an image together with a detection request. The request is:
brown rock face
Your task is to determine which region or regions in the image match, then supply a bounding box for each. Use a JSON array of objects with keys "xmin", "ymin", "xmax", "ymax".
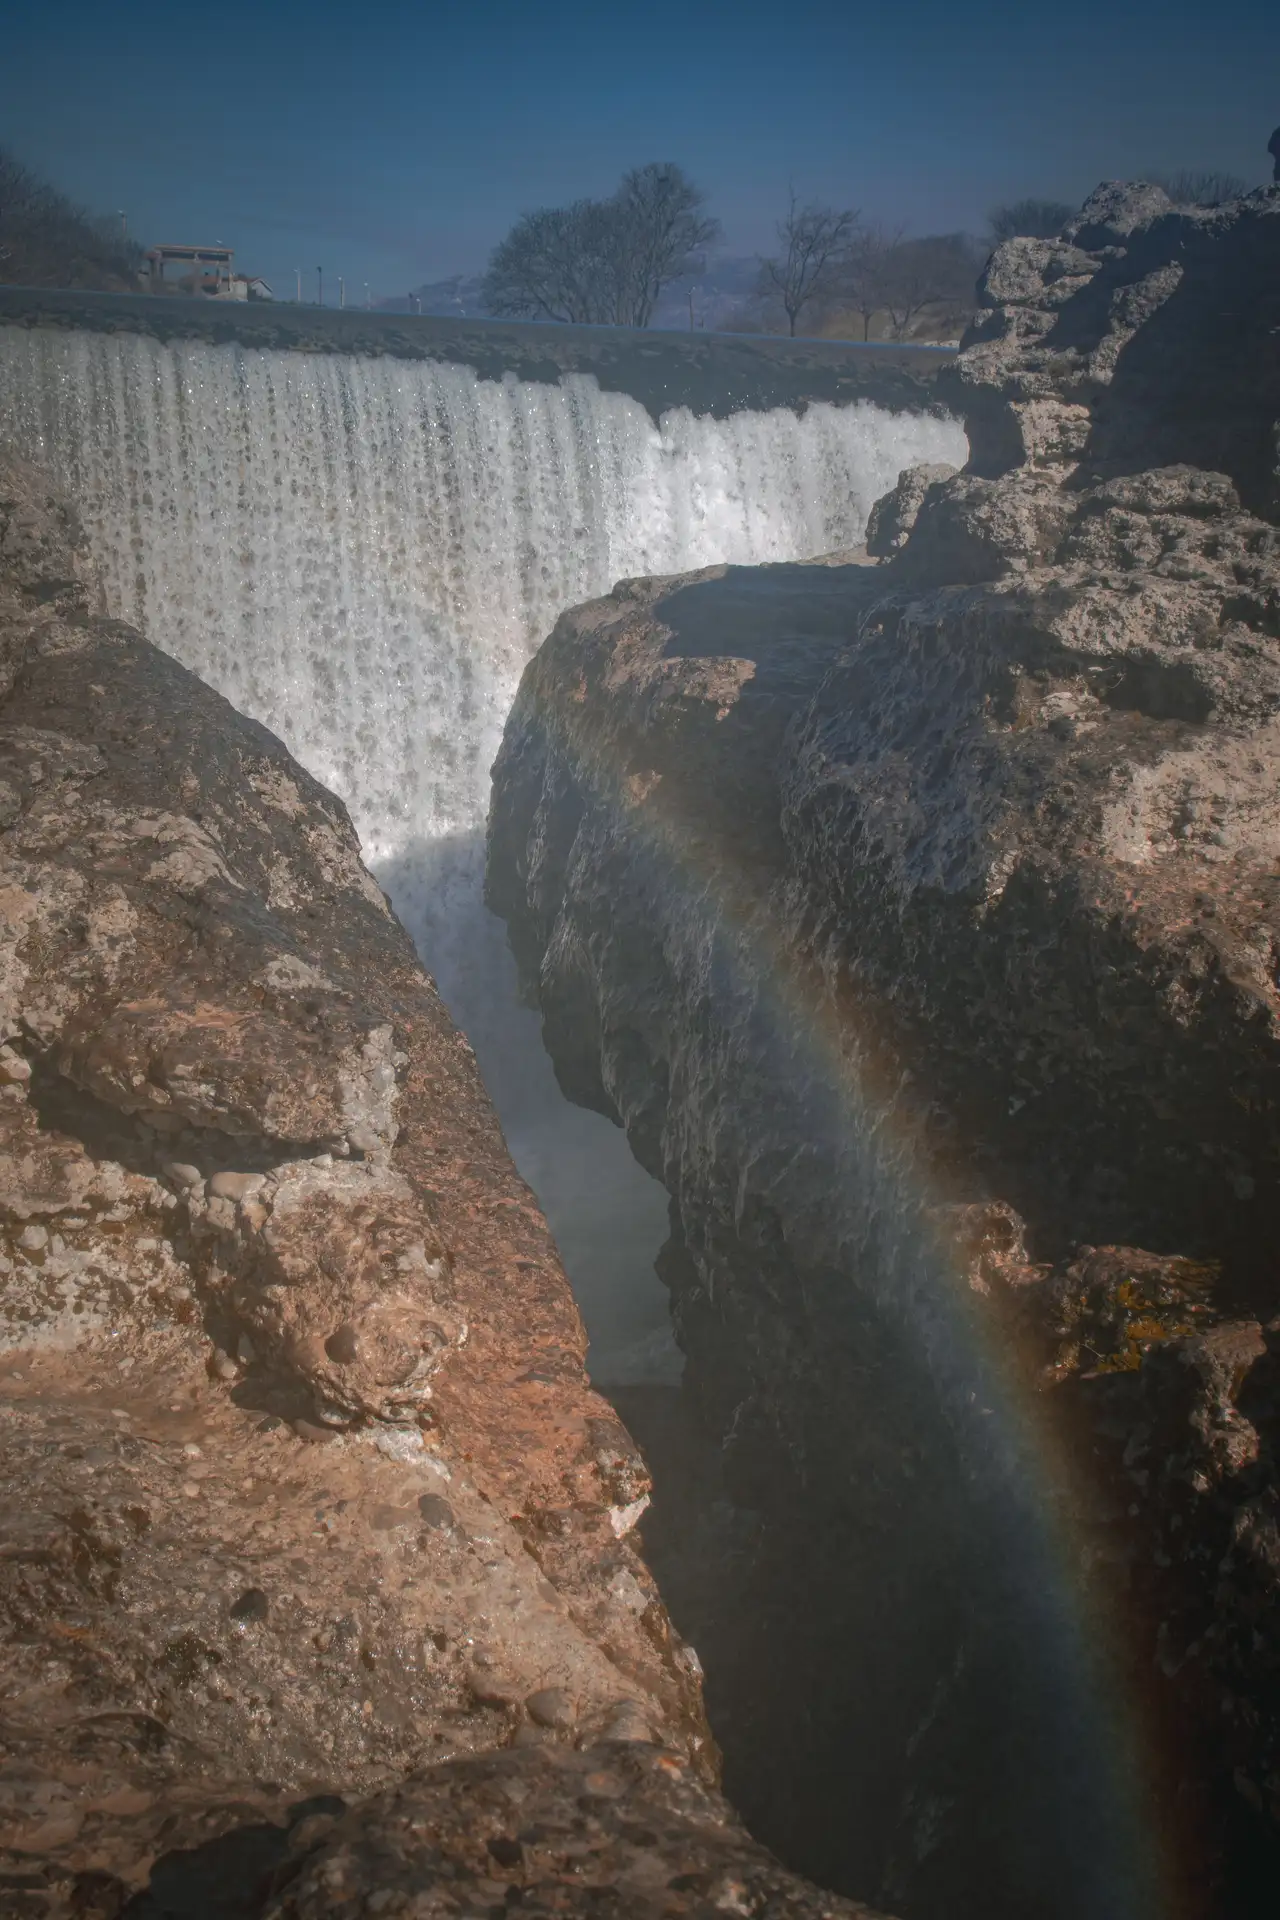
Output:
[
  {"xmin": 487, "ymin": 186, "xmax": 1280, "ymax": 1918},
  {"xmin": 0, "ymin": 458, "xmax": 873, "ymax": 1919}
]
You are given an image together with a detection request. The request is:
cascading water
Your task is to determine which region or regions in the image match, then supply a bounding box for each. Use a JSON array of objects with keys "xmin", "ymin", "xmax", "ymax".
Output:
[{"xmin": 2, "ymin": 325, "xmax": 967, "ymax": 1376}]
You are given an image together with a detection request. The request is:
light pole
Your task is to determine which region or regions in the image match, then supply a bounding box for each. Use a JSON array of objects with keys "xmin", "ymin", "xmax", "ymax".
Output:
[
  {"xmin": 338, "ymin": 276, "xmax": 345, "ymax": 309},
  {"xmin": 294, "ymin": 268, "xmax": 301, "ymax": 303},
  {"xmin": 317, "ymin": 266, "xmax": 323, "ymax": 307},
  {"xmin": 117, "ymin": 211, "xmax": 127, "ymax": 239},
  {"xmin": 364, "ymin": 282, "xmax": 370, "ymax": 310}
]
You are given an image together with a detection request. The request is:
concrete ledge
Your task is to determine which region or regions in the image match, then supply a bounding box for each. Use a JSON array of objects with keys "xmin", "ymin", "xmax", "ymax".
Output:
[{"xmin": 0, "ymin": 285, "xmax": 954, "ymax": 423}]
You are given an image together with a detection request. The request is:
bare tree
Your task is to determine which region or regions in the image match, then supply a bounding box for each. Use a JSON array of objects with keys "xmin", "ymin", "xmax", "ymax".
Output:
[
  {"xmin": 483, "ymin": 201, "xmax": 621, "ymax": 325},
  {"xmin": 482, "ymin": 163, "xmax": 718, "ymax": 330},
  {"xmin": 839, "ymin": 220, "xmax": 904, "ymax": 340},
  {"xmin": 988, "ymin": 198, "xmax": 1075, "ymax": 241},
  {"xmin": 879, "ymin": 234, "xmax": 983, "ymax": 340},
  {"xmin": 1150, "ymin": 169, "xmax": 1249, "ymax": 207},
  {"xmin": 612, "ymin": 163, "xmax": 720, "ymax": 327},
  {"xmin": 758, "ymin": 191, "xmax": 860, "ymax": 337}
]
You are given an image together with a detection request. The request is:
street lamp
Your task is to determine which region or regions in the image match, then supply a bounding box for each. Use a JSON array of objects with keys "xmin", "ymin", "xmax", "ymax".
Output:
[
  {"xmin": 338, "ymin": 276, "xmax": 345, "ymax": 309},
  {"xmin": 317, "ymin": 266, "xmax": 323, "ymax": 307},
  {"xmin": 294, "ymin": 268, "xmax": 302, "ymax": 303},
  {"xmin": 117, "ymin": 211, "xmax": 127, "ymax": 239},
  {"xmin": 364, "ymin": 282, "xmax": 370, "ymax": 310}
]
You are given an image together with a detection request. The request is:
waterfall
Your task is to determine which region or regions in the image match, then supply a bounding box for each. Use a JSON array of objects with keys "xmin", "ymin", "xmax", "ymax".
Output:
[{"xmin": 1, "ymin": 325, "xmax": 967, "ymax": 1377}]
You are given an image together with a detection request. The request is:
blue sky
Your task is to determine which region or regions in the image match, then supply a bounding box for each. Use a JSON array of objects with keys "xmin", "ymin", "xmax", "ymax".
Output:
[{"xmin": 4, "ymin": 0, "xmax": 1277, "ymax": 302}]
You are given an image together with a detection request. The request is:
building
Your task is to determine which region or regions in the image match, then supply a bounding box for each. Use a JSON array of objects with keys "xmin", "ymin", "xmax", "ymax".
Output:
[{"xmin": 145, "ymin": 244, "xmax": 272, "ymax": 301}]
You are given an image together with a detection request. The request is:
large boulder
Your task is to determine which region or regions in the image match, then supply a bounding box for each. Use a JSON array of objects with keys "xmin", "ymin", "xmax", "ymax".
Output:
[
  {"xmin": 0, "ymin": 458, "xmax": 873, "ymax": 1920},
  {"xmin": 487, "ymin": 187, "xmax": 1280, "ymax": 1917}
]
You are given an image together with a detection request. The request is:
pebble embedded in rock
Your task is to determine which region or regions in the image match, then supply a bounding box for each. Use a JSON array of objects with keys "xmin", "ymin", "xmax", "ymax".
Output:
[
  {"xmin": 230, "ymin": 1586, "xmax": 270, "ymax": 1624},
  {"xmin": 581, "ymin": 1769, "xmax": 626, "ymax": 1798},
  {"xmin": 468, "ymin": 1668, "xmax": 523, "ymax": 1708},
  {"xmin": 18, "ymin": 1225, "xmax": 49, "ymax": 1252},
  {"xmin": 417, "ymin": 1493, "xmax": 454, "ymax": 1530},
  {"xmin": 294, "ymin": 1418, "xmax": 337, "ymax": 1444},
  {"xmin": 164, "ymin": 1162, "xmax": 204, "ymax": 1190},
  {"xmin": 209, "ymin": 1170, "xmax": 265, "ymax": 1202},
  {"xmin": 511, "ymin": 1721, "xmax": 554, "ymax": 1747},
  {"xmin": 600, "ymin": 1700, "xmax": 653, "ymax": 1743},
  {"xmin": 525, "ymin": 1686, "xmax": 576, "ymax": 1729}
]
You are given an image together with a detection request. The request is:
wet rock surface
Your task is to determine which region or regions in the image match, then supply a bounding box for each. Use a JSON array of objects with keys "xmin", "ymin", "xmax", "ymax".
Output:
[
  {"xmin": 0, "ymin": 458, "xmax": 873, "ymax": 1918},
  {"xmin": 488, "ymin": 185, "xmax": 1280, "ymax": 1917}
]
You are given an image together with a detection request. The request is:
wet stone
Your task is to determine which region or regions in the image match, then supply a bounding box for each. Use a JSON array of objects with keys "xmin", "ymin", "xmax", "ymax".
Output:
[{"xmin": 526, "ymin": 1687, "xmax": 576, "ymax": 1729}]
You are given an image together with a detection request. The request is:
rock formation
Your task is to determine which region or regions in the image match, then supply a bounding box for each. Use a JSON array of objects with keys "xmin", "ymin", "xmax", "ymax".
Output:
[
  {"xmin": 0, "ymin": 457, "xmax": 881, "ymax": 1919},
  {"xmin": 488, "ymin": 185, "xmax": 1280, "ymax": 1918}
]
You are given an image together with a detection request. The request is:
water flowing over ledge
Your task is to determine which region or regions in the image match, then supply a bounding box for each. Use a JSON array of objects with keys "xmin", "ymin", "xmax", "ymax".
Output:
[
  {"xmin": 0, "ymin": 323, "xmax": 965, "ymax": 1377},
  {"xmin": 0, "ymin": 285, "xmax": 954, "ymax": 421},
  {"xmin": 2, "ymin": 330, "xmax": 965, "ymax": 885}
]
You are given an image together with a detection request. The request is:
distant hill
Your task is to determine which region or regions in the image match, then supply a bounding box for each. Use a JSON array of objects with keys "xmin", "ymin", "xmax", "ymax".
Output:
[{"xmin": 377, "ymin": 274, "xmax": 489, "ymax": 317}]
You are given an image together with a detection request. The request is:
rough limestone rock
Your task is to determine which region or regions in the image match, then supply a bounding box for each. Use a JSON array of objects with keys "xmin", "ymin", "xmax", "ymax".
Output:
[
  {"xmin": 944, "ymin": 183, "xmax": 1280, "ymax": 515},
  {"xmin": 0, "ymin": 458, "xmax": 876, "ymax": 1920},
  {"xmin": 487, "ymin": 185, "xmax": 1280, "ymax": 1918},
  {"xmin": 266, "ymin": 1742, "xmax": 882, "ymax": 1919},
  {"xmin": 863, "ymin": 462, "xmax": 958, "ymax": 557}
]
